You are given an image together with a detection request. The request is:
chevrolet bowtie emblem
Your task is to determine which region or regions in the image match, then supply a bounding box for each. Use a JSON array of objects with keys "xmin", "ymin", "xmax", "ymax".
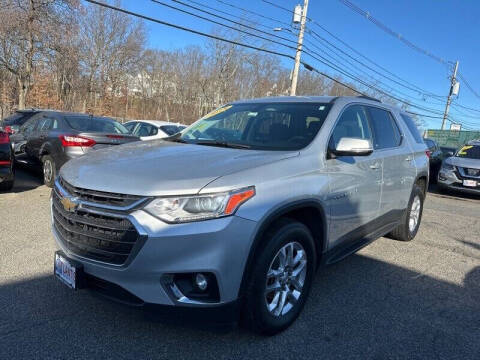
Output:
[{"xmin": 60, "ymin": 196, "xmax": 79, "ymax": 213}]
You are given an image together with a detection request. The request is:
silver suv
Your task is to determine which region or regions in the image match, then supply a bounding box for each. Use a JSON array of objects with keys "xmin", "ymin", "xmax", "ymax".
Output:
[
  {"xmin": 51, "ymin": 96, "xmax": 429, "ymax": 334},
  {"xmin": 437, "ymin": 140, "xmax": 480, "ymax": 194}
]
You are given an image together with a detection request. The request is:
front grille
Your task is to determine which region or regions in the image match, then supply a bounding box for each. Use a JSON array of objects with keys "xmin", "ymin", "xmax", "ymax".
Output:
[
  {"xmin": 58, "ymin": 177, "xmax": 144, "ymax": 208},
  {"xmin": 462, "ymin": 167, "xmax": 480, "ymax": 177},
  {"xmin": 52, "ymin": 190, "xmax": 141, "ymax": 265}
]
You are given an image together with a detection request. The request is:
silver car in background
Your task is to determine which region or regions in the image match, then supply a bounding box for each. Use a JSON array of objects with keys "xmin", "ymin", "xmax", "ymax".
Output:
[
  {"xmin": 51, "ymin": 96, "xmax": 429, "ymax": 334},
  {"xmin": 124, "ymin": 120, "xmax": 186, "ymax": 140},
  {"xmin": 438, "ymin": 140, "xmax": 480, "ymax": 194}
]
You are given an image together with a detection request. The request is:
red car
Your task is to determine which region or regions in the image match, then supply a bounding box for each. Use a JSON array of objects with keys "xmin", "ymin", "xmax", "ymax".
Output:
[{"xmin": 0, "ymin": 130, "xmax": 14, "ymax": 191}]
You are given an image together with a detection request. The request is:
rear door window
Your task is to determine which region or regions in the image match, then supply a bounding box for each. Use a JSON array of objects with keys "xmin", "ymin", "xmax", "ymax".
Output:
[
  {"xmin": 367, "ymin": 107, "xmax": 402, "ymax": 150},
  {"xmin": 329, "ymin": 105, "xmax": 372, "ymax": 150},
  {"xmin": 124, "ymin": 122, "xmax": 137, "ymax": 133},
  {"xmin": 37, "ymin": 117, "xmax": 52, "ymax": 131},
  {"xmin": 20, "ymin": 115, "xmax": 40, "ymax": 135},
  {"xmin": 400, "ymin": 114, "xmax": 424, "ymax": 144},
  {"xmin": 135, "ymin": 123, "xmax": 158, "ymax": 137}
]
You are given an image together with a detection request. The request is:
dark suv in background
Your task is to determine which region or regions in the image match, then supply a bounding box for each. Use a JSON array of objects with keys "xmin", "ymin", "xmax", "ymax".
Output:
[
  {"xmin": 11, "ymin": 111, "xmax": 139, "ymax": 187},
  {"xmin": 424, "ymin": 138, "xmax": 443, "ymax": 183},
  {"xmin": 0, "ymin": 129, "xmax": 14, "ymax": 191},
  {"xmin": 0, "ymin": 109, "xmax": 42, "ymax": 134}
]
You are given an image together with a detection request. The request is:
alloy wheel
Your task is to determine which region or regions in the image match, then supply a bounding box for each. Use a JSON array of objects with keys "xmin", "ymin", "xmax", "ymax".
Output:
[
  {"xmin": 43, "ymin": 159, "xmax": 53, "ymax": 184},
  {"xmin": 265, "ymin": 241, "xmax": 307, "ymax": 317},
  {"xmin": 409, "ymin": 195, "xmax": 421, "ymax": 233}
]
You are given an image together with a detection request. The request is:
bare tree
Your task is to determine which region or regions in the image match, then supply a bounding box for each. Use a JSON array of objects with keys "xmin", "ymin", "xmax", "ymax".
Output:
[
  {"xmin": 77, "ymin": 0, "xmax": 145, "ymax": 114},
  {"xmin": 0, "ymin": 0, "xmax": 76, "ymax": 109}
]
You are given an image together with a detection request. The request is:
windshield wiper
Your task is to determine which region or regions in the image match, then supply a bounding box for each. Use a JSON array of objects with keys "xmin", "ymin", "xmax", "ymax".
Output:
[
  {"xmin": 164, "ymin": 133, "xmax": 187, "ymax": 143},
  {"xmin": 193, "ymin": 140, "xmax": 251, "ymax": 149},
  {"xmin": 168, "ymin": 138, "xmax": 188, "ymax": 143}
]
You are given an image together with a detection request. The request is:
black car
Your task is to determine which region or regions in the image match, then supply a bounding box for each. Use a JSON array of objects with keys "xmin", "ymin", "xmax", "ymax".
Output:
[
  {"xmin": 11, "ymin": 111, "xmax": 139, "ymax": 187},
  {"xmin": 424, "ymin": 138, "xmax": 443, "ymax": 183},
  {"xmin": 0, "ymin": 130, "xmax": 14, "ymax": 191},
  {"xmin": 0, "ymin": 109, "xmax": 42, "ymax": 134}
]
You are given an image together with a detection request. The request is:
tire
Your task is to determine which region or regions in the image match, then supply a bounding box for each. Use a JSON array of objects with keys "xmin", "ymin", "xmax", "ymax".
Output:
[
  {"xmin": 0, "ymin": 161, "xmax": 14, "ymax": 192},
  {"xmin": 242, "ymin": 218, "xmax": 317, "ymax": 335},
  {"xmin": 388, "ymin": 184, "xmax": 424, "ymax": 241},
  {"xmin": 41, "ymin": 154, "xmax": 56, "ymax": 188},
  {"xmin": 0, "ymin": 178, "xmax": 14, "ymax": 191}
]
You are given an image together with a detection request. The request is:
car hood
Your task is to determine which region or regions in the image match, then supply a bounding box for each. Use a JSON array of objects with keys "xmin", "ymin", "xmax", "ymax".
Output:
[
  {"xmin": 60, "ymin": 140, "xmax": 298, "ymax": 196},
  {"xmin": 445, "ymin": 156, "xmax": 480, "ymax": 169}
]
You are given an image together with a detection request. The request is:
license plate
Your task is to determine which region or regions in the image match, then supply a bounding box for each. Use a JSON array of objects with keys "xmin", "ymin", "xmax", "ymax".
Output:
[
  {"xmin": 54, "ymin": 252, "xmax": 78, "ymax": 289},
  {"xmin": 463, "ymin": 180, "xmax": 477, "ymax": 187}
]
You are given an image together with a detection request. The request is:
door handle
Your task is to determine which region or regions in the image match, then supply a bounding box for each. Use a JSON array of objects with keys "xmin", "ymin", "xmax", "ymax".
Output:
[
  {"xmin": 369, "ymin": 163, "xmax": 381, "ymax": 170},
  {"xmin": 405, "ymin": 156, "xmax": 413, "ymax": 162}
]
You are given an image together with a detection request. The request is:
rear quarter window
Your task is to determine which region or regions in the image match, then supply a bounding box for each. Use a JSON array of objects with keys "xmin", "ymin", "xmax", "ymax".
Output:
[
  {"xmin": 367, "ymin": 107, "xmax": 402, "ymax": 149},
  {"xmin": 3, "ymin": 112, "xmax": 37, "ymax": 125},
  {"xmin": 400, "ymin": 114, "xmax": 424, "ymax": 144}
]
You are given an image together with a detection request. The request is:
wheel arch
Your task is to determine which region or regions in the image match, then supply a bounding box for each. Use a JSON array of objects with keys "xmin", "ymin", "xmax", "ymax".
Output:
[
  {"xmin": 414, "ymin": 171, "xmax": 429, "ymax": 195},
  {"xmin": 39, "ymin": 142, "xmax": 53, "ymax": 157},
  {"xmin": 238, "ymin": 199, "xmax": 328, "ymax": 299}
]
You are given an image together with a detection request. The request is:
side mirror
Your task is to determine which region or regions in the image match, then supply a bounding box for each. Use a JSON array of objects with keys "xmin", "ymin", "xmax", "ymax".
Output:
[
  {"xmin": 446, "ymin": 151, "xmax": 454, "ymax": 157},
  {"xmin": 332, "ymin": 137, "xmax": 373, "ymax": 157}
]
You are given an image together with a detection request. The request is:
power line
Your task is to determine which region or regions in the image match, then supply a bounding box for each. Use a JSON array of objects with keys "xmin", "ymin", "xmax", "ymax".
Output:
[
  {"xmin": 457, "ymin": 72, "xmax": 480, "ymax": 101},
  {"xmin": 180, "ymin": 0, "xmax": 296, "ymax": 38},
  {"xmin": 304, "ymin": 36, "xmax": 439, "ymax": 105},
  {"xmin": 451, "ymin": 102, "xmax": 480, "ymax": 114},
  {"xmin": 334, "ymin": 0, "xmax": 480, "ymax": 115},
  {"xmin": 83, "ymin": 0, "xmax": 478, "ymax": 128},
  {"xmin": 261, "ymin": 0, "xmax": 446, "ymax": 99},
  {"xmin": 261, "ymin": 0, "xmax": 296, "ymax": 14},
  {"xmin": 168, "ymin": 0, "xmax": 298, "ymax": 46},
  {"xmin": 307, "ymin": 29, "xmax": 439, "ymax": 99},
  {"xmin": 336, "ymin": 0, "xmax": 450, "ymax": 66},
  {"xmin": 158, "ymin": 0, "xmax": 447, "ymax": 114},
  {"xmin": 259, "ymin": 0, "xmax": 479, "ymax": 127},
  {"xmin": 83, "ymin": 0, "xmax": 296, "ymax": 59},
  {"xmin": 216, "ymin": 0, "xmax": 292, "ymax": 28},
  {"xmin": 82, "ymin": 0, "xmax": 366, "ymax": 101},
  {"xmin": 150, "ymin": 0, "xmax": 298, "ymax": 51}
]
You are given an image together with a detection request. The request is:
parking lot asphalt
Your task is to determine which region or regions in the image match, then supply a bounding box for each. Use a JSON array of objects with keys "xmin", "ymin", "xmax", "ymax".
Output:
[{"xmin": 1, "ymin": 169, "xmax": 479, "ymax": 360}]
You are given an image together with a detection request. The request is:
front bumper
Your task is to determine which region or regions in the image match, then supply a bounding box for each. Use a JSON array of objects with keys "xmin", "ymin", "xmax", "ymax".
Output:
[
  {"xmin": 52, "ymin": 208, "xmax": 257, "ymax": 307},
  {"xmin": 437, "ymin": 169, "xmax": 480, "ymax": 195}
]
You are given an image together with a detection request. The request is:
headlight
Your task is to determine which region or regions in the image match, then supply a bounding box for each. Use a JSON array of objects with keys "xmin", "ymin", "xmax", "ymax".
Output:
[
  {"xmin": 441, "ymin": 163, "xmax": 455, "ymax": 171},
  {"xmin": 144, "ymin": 186, "xmax": 255, "ymax": 223}
]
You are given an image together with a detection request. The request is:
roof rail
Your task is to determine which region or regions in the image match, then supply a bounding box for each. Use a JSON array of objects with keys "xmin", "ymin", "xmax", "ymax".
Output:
[
  {"xmin": 357, "ymin": 95, "xmax": 381, "ymax": 103},
  {"xmin": 329, "ymin": 96, "xmax": 339, "ymax": 103}
]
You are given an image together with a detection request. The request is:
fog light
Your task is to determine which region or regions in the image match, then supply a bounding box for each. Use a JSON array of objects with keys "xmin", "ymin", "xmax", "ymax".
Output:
[{"xmin": 195, "ymin": 273, "xmax": 208, "ymax": 291}]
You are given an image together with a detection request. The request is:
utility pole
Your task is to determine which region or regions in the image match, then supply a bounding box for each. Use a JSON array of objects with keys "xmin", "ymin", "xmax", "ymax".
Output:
[
  {"xmin": 442, "ymin": 60, "xmax": 459, "ymax": 130},
  {"xmin": 290, "ymin": 0, "xmax": 309, "ymax": 96}
]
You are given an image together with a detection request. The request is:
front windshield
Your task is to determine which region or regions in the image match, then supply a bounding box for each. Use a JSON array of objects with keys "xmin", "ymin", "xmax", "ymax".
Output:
[
  {"xmin": 179, "ymin": 102, "xmax": 332, "ymax": 150},
  {"xmin": 456, "ymin": 144, "xmax": 480, "ymax": 159}
]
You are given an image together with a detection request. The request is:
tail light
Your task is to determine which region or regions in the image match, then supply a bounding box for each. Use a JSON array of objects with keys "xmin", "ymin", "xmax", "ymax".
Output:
[
  {"xmin": 0, "ymin": 131, "xmax": 10, "ymax": 144},
  {"xmin": 4, "ymin": 126, "xmax": 14, "ymax": 134},
  {"xmin": 425, "ymin": 150, "xmax": 431, "ymax": 158},
  {"xmin": 59, "ymin": 135, "xmax": 96, "ymax": 147}
]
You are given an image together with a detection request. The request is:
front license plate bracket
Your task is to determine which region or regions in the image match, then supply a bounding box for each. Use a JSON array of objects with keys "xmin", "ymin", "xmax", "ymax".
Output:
[{"xmin": 54, "ymin": 251, "xmax": 85, "ymax": 290}]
